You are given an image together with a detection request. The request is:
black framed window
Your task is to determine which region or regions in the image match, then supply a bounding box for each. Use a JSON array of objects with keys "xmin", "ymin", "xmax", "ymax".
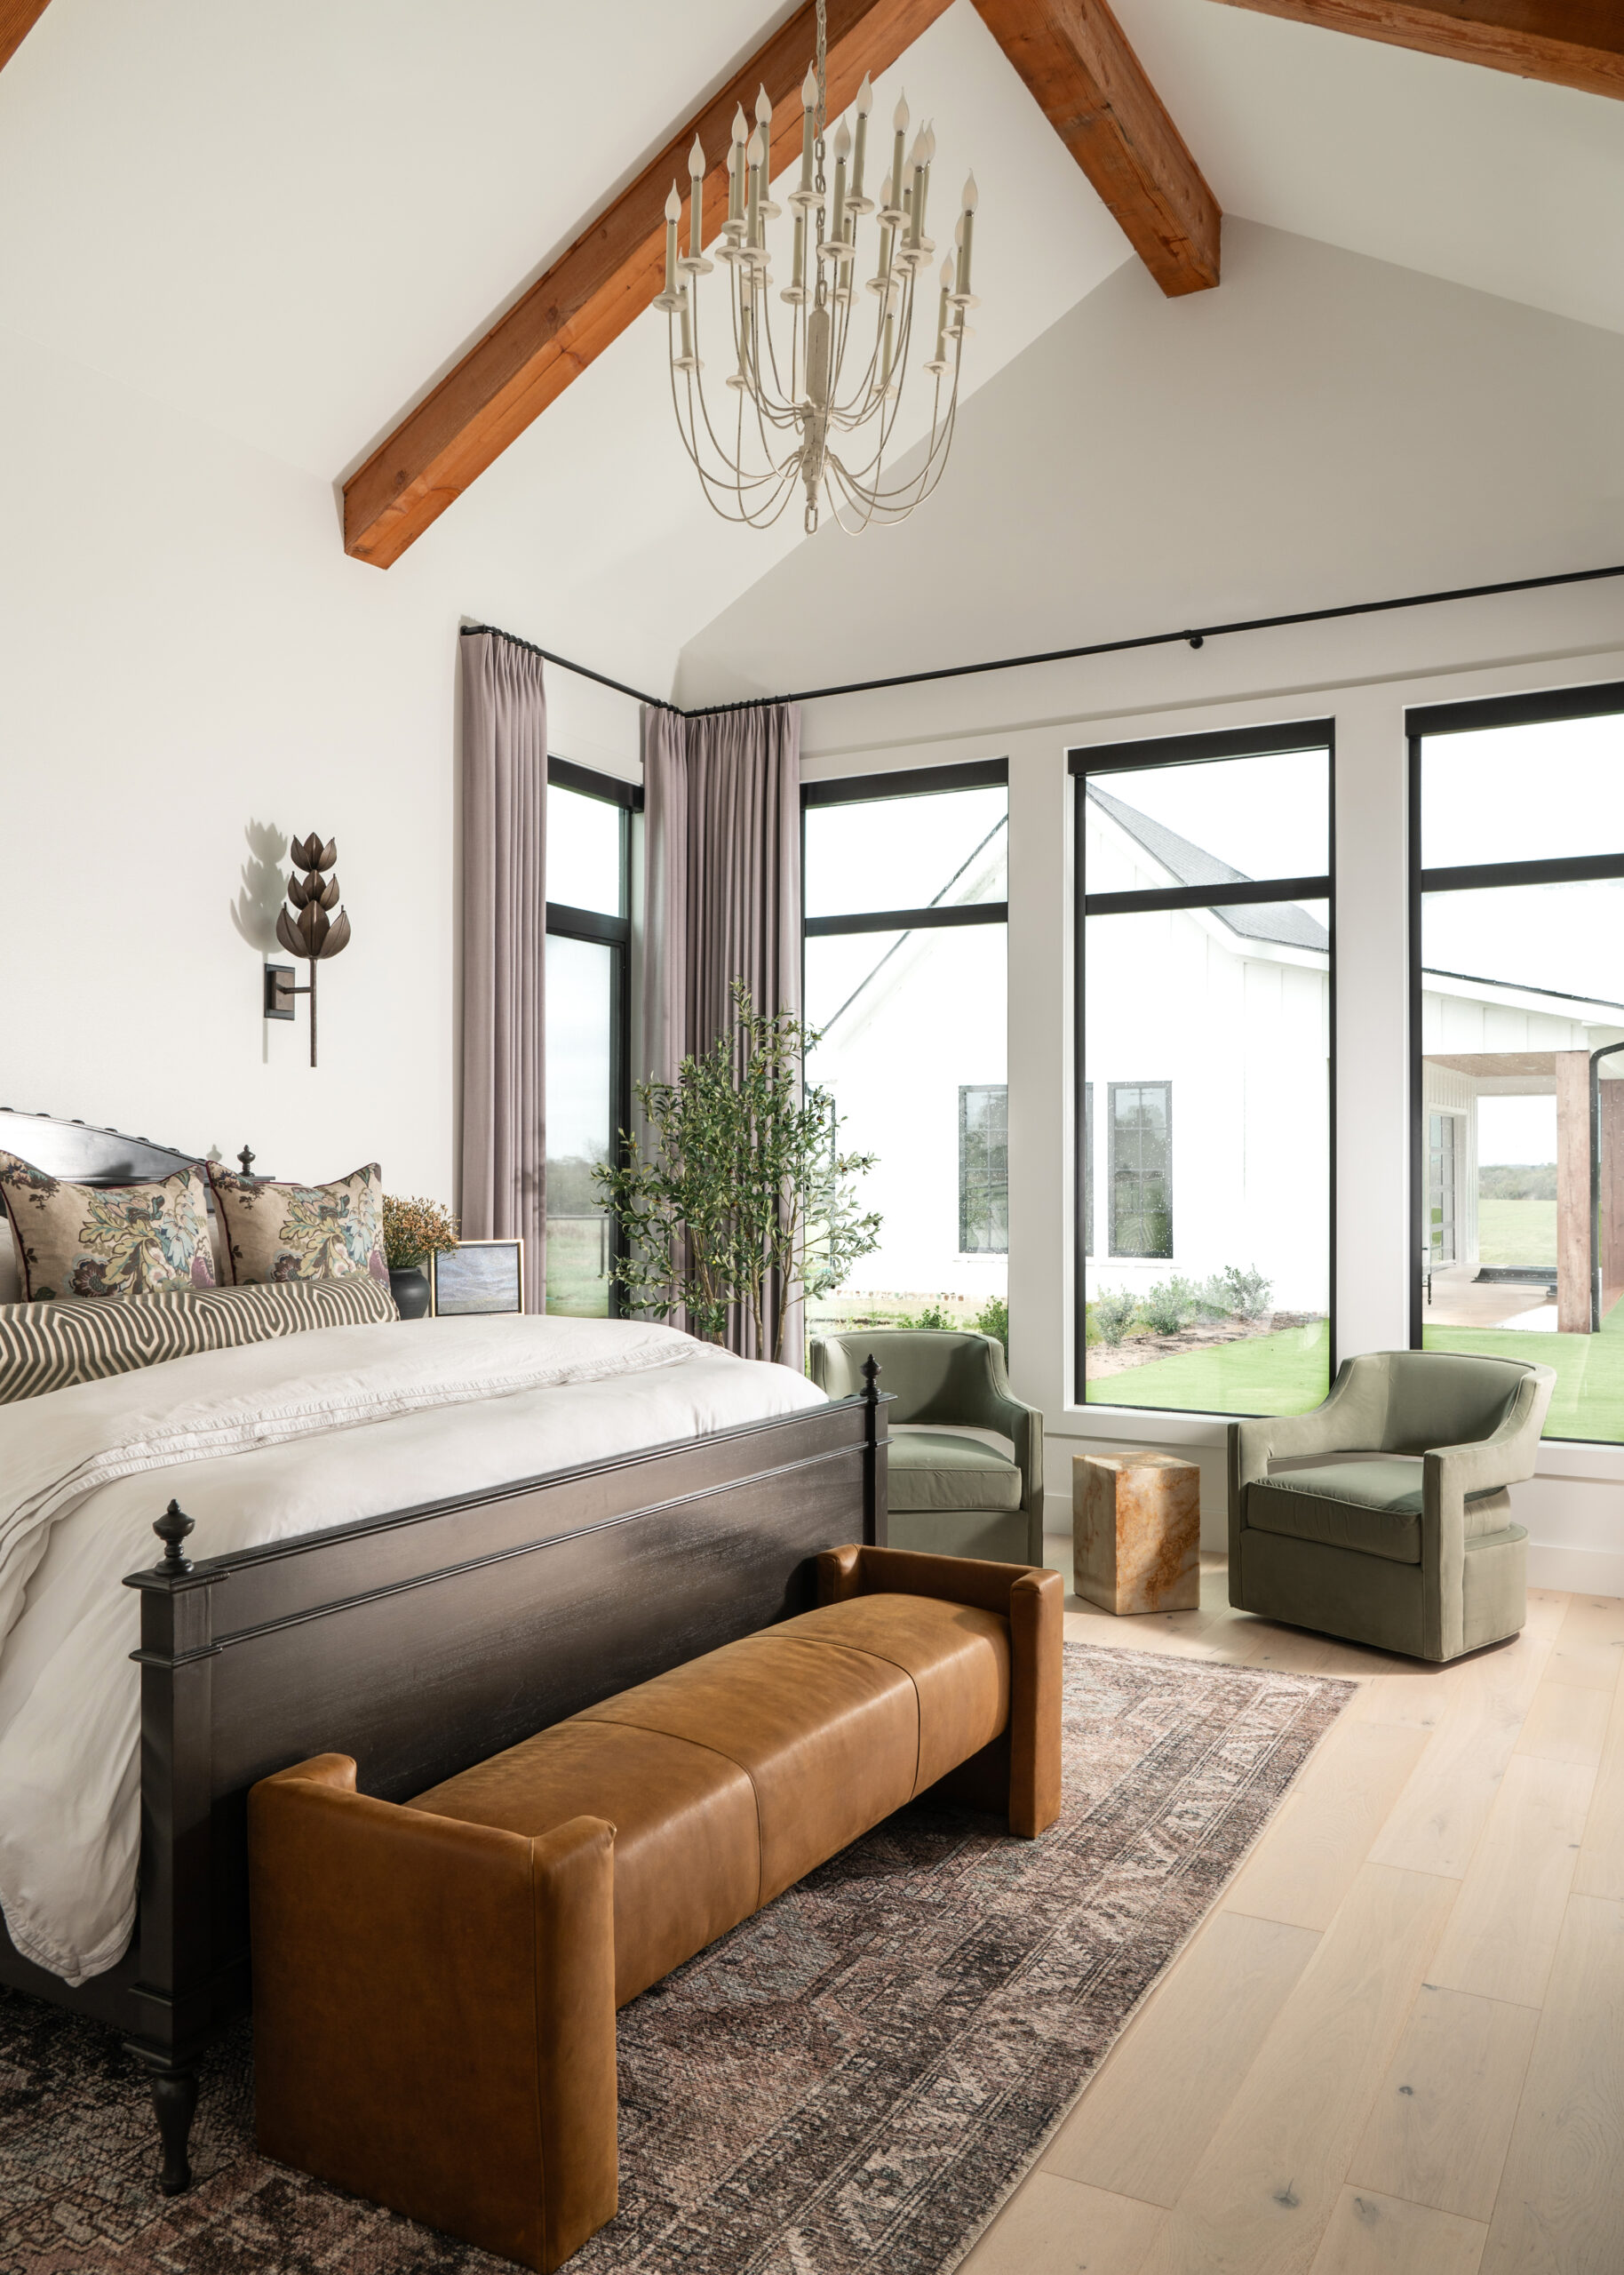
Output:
[
  {"xmin": 1072, "ymin": 721, "xmax": 1334, "ymax": 1417},
  {"xmin": 802, "ymin": 758, "xmax": 1008, "ymax": 1337},
  {"xmin": 1409, "ymin": 680, "xmax": 1624, "ymax": 1443},
  {"xmin": 545, "ymin": 757, "xmax": 638, "ymax": 1318},
  {"xmin": 959, "ymin": 1084, "xmax": 1008, "ymax": 1255}
]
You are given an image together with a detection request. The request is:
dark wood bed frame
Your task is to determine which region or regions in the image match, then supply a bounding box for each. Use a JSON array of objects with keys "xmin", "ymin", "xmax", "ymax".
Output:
[{"xmin": 0, "ymin": 1110, "xmax": 888, "ymax": 2193}]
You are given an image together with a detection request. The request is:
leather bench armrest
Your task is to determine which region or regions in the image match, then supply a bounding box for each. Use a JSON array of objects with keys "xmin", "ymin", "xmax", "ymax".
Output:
[
  {"xmin": 250, "ymin": 1756, "xmax": 617, "ymax": 2274},
  {"xmin": 816, "ymin": 1545, "xmax": 1063, "ymax": 1838}
]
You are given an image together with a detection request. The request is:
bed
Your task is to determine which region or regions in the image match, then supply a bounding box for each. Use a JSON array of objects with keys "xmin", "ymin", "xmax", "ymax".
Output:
[{"xmin": 0, "ymin": 1109, "xmax": 888, "ymax": 2193}]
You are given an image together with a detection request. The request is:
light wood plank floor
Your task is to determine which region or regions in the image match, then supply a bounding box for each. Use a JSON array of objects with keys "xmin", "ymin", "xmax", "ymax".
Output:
[{"xmin": 961, "ymin": 1550, "xmax": 1624, "ymax": 2275}]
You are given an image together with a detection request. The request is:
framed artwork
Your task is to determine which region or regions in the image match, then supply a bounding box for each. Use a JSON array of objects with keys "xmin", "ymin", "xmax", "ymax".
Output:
[{"xmin": 431, "ymin": 1238, "xmax": 524, "ymax": 1317}]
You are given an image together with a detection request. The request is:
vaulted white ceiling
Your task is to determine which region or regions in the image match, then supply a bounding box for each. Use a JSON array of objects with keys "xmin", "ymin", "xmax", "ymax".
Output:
[{"xmin": 2, "ymin": 0, "xmax": 1620, "ymax": 693}]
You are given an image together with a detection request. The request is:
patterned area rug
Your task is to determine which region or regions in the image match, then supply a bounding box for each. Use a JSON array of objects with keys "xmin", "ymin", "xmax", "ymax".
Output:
[{"xmin": 0, "ymin": 1644, "xmax": 1350, "ymax": 2274}]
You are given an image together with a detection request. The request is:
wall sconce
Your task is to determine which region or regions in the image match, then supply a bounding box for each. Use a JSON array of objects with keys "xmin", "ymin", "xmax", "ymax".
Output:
[{"xmin": 264, "ymin": 834, "xmax": 352, "ymax": 1067}]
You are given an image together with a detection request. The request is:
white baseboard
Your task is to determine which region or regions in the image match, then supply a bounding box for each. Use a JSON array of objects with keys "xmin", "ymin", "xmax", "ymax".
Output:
[
  {"xmin": 1047, "ymin": 1504, "xmax": 1624, "ymax": 1602},
  {"xmin": 1524, "ymin": 1542, "xmax": 1624, "ymax": 1599}
]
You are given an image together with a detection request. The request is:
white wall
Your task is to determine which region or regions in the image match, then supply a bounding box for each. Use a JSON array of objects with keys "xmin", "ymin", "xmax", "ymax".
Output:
[
  {"xmin": 0, "ymin": 318, "xmax": 643, "ymax": 1204},
  {"xmin": 677, "ymin": 224, "xmax": 1624, "ymax": 1593}
]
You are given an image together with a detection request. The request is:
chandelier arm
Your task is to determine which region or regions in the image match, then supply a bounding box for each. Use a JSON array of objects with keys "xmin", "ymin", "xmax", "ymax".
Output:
[
  {"xmin": 867, "ymin": 384, "xmax": 962, "ymax": 519},
  {"xmin": 673, "ymin": 365, "xmax": 798, "ymax": 507},
  {"xmin": 669, "ymin": 364, "xmax": 778, "ymax": 500}
]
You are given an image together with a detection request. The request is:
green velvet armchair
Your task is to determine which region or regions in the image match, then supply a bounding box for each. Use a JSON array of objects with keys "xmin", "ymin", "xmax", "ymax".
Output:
[
  {"xmin": 1228, "ymin": 1350, "xmax": 1556, "ymax": 1663},
  {"xmin": 808, "ymin": 1329, "xmax": 1044, "ymax": 1566}
]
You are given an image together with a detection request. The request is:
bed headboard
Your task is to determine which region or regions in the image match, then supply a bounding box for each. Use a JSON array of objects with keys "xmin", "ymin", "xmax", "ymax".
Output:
[{"xmin": 0, "ymin": 1107, "xmax": 202, "ymax": 1186}]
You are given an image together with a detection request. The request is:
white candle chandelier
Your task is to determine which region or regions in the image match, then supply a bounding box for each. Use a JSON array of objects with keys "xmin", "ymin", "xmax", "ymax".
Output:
[{"xmin": 655, "ymin": 0, "xmax": 979, "ymax": 535}]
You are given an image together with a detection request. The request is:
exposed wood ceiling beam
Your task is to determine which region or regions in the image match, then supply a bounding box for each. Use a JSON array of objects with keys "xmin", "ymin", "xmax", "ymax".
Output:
[
  {"xmin": 971, "ymin": 0, "xmax": 1221, "ymax": 297},
  {"xmin": 344, "ymin": 0, "xmax": 955, "ymax": 569},
  {"xmin": 0, "ymin": 0, "xmax": 52, "ymax": 75},
  {"xmin": 1206, "ymin": 2, "xmax": 1624, "ymax": 102}
]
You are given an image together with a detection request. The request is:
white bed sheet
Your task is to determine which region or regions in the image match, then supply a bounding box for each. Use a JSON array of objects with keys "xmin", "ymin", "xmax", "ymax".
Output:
[{"xmin": 0, "ymin": 1314, "xmax": 824, "ymax": 1985}]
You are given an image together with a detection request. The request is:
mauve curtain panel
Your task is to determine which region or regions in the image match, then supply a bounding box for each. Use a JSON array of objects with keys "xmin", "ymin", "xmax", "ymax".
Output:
[
  {"xmin": 459, "ymin": 630, "xmax": 546, "ymax": 1310},
  {"xmin": 641, "ymin": 699, "xmax": 802, "ymax": 1362}
]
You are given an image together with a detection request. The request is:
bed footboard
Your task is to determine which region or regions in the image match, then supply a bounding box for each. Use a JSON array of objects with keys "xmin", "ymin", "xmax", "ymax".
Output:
[{"xmin": 0, "ymin": 1373, "xmax": 887, "ymax": 2196}]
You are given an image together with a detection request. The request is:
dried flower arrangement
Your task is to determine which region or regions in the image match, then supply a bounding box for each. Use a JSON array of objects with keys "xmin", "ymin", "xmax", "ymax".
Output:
[{"xmin": 382, "ymin": 1194, "xmax": 460, "ymax": 1272}]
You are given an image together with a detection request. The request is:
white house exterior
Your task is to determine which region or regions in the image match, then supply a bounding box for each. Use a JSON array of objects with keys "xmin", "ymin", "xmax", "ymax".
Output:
[{"xmin": 810, "ymin": 785, "xmax": 1624, "ymax": 1338}]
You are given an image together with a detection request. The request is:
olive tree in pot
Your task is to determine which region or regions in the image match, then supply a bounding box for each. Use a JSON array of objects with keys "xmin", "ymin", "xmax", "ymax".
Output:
[{"xmin": 593, "ymin": 981, "xmax": 880, "ymax": 1361}]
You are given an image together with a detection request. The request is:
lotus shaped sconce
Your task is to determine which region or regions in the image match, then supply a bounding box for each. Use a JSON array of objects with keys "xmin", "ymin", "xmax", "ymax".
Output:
[{"xmin": 265, "ymin": 834, "xmax": 352, "ymax": 1066}]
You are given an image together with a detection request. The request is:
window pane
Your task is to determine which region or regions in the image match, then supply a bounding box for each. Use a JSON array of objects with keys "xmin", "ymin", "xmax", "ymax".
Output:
[
  {"xmin": 1110, "ymin": 1082, "xmax": 1172, "ymax": 1257},
  {"xmin": 546, "ymin": 782, "xmax": 624, "ymax": 916},
  {"xmin": 1083, "ymin": 901, "xmax": 1330, "ymax": 1416},
  {"xmin": 1419, "ymin": 875, "xmax": 1624, "ymax": 1441},
  {"xmin": 544, "ymin": 932, "xmax": 614, "ymax": 1317},
  {"xmin": 805, "ymin": 922, "xmax": 1006, "ymax": 1335},
  {"xmin": 1085, "ymin": 748, "xmax": 1328, "ymax": 890},
  {"xmin": 805, "ymin": 784, "xmax": 1007, "ymax": 918},
  {"xmin": 1421, "ymin": 714, "xmax": 1624, "ymax": 871},
  {"xmin": 959, "ymin": 1085, "xmax": 1007, "ymax": 1254}
]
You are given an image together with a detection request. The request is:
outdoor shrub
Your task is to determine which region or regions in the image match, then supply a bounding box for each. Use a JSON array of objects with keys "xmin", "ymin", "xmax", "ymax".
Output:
[
  {"xmin": 1093, "ymin": 1287, "xmax": 1140, "ymax": 1345},
  {"xmin": 1193, "ymin": 1273, "xmax": 1233, "ymax": 1321},
  {"xmin": 899, "ymin": 1304, "xmax": 953, "ymax": 1330},
  {"xmin": 1140, "ymin": 1277, "xmax": 1199, "ymax": 1336},
  {"xmin": 1217, "ymin": 1264, "xmax": 1273, "ymax": 1320},
  {"xmin": 975, "ymin": 1295, "xmax": 1008, "ymax": 1352}
]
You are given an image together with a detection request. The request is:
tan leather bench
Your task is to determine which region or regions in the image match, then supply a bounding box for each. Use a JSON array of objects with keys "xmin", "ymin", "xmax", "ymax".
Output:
[{"xmin": 249, "ymin": 1545, "xmax": 1063, "ymax": 2272}]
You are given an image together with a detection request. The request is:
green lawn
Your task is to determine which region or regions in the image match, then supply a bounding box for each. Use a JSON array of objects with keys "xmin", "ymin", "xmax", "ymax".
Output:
[
  {"xmin": 1086, "ymin": 1320, "xmax": 1331, "ymax": 1417},
  {"xmin": 1424, "ymin": 1307, "xmax": 1624, "ymax": 1443},
  {"xmin": 545, "ymin": 1215, "xmax": 611, "ymax": 1318},
  {"xmin": 1477, "ymin": 1197, "xmax": 1556, "ymax": 1268}
]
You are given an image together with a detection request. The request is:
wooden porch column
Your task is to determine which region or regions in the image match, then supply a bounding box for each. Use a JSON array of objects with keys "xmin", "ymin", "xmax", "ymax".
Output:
[
  {"xmin": 1601, "ymin": 1078, "xmax": 1624, "ymax": 1320},
  {"xmin": 1555, "ymin": 1050, "xmax": 1592, "ymax": 1334}
]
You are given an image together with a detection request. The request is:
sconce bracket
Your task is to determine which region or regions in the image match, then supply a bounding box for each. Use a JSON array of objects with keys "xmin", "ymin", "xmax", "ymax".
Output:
[{"xmin": 264, "ymin": 964, "xmax": 299, "ymax": 1021}]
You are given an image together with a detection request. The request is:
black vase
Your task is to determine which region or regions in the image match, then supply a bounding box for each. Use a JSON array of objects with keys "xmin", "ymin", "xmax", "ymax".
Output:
[{"xmin": 389, "ymin": 1266, "xmax": 432, "ymax": 1320}]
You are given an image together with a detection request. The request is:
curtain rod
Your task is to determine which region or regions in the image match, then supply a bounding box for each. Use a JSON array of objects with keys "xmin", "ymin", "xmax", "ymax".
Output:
[
  {"xmin": 459, "ymin": 623, "xmax": 677, "ymax": 711},
  {"xmin": 469, "ymin": 560, "xmax": 1624, "ymax": 723}
]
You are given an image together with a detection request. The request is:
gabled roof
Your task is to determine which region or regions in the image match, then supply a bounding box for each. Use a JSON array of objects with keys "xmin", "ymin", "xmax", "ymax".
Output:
[{"xmin": 1086, "ymin": 784, "xmax": 1330, "ymax": 952}]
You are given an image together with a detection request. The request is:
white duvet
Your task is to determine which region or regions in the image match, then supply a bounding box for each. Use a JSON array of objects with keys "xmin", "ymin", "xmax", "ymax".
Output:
[{"xmin": 0, "ymin": 1313, "xmax": 824, "ymax": 1985}]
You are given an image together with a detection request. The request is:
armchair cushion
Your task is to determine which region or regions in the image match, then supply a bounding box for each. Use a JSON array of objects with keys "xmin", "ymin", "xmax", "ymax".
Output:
[
  {"xmin": 1247, "ymin": 1456, "xmax": 1513, "ymax": 1566},
  {"xmin": 888, "ymin": 1429, "xmax": 1025, "ymax": 1513}
]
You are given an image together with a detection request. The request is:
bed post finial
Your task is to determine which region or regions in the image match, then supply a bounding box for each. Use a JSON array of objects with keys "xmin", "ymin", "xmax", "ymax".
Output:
[
  {"xmin": 237, "ymin": 1145, "xmax": 256, "ymax": 1177},
  {"xmin": 862, "ymin": 1353, "xmax": 880, "ymax": 1401},
  {"xmin": 154, "ymin": 1501, "xmax": 195, "ymax": 1574}
]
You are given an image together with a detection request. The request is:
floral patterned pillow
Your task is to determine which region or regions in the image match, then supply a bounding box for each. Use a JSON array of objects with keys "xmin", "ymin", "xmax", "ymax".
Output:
[
  {"xmin": 0, "ymin": 1152, "xmax": 217, "ymax": 1301},
  {"xmin": 207, "ymin": 1161, "xmax": 388, "ymax": 1287}
]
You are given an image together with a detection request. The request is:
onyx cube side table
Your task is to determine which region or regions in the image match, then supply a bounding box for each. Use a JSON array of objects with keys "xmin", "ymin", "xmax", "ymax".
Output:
[{"xmin": 1073, "ymin": 1449, "xmax": 1201, "ymax": 1614}]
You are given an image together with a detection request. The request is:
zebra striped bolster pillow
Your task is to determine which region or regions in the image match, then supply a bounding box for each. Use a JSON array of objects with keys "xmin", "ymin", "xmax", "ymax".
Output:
[{"xmin": 0, "ymin": 1274, "xmax": 400, "ymax": 1405}]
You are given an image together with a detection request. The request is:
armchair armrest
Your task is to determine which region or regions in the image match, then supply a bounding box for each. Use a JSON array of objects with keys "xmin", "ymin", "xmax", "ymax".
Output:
[
  {"xmin": 1229, "ymin": 1354, "xmax": 1393, "ymax": 1496},
  {"xmin": 955, "ymin": 1337, "xmax": 1045, "ymax": 1513},
  {"xmin": 1419, "ymin": 1365, "xmax": 1555, "ymax": 1660},
  {"xmin": 816, "ymin": 1544, "xmax": 1062, "ymax": 1836},
  {"xmin": 1424, "ymin": 1364, "xmax": 1556, "ymax": 1501},
  {"xmin": 249, "ymin": 1755, "xmax": 617, "ymax": 2273}
]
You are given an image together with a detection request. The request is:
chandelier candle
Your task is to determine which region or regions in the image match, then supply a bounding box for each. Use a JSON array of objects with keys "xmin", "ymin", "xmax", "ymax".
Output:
[
  {"xmin": 850, "ymin": 75, "xmax": 872, "ymax": 208},
  {"xmin": 797, "ymin": 66, "xmax": 816, "ymax": 198},
  {"xmin": 956, "ymin": 173, "xmax": 977, "ymax": 299},
  {"xmin": 728, "ymin": 104, "xmax": 747, "ymax": 232},
  {"xmin": 688, "ymin": 135, "xmax": 705, "ymax": 260},
  {"xmin": 663, "ymin": 185, "xmax": 680, "ymax": 299},
  {"xmin": 663, "ymin": 0, "xmax": 977, "ymax": 531},
  {"xmin": 888, "ymin": 93, "xmax": 909, "ymax": 227}
]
